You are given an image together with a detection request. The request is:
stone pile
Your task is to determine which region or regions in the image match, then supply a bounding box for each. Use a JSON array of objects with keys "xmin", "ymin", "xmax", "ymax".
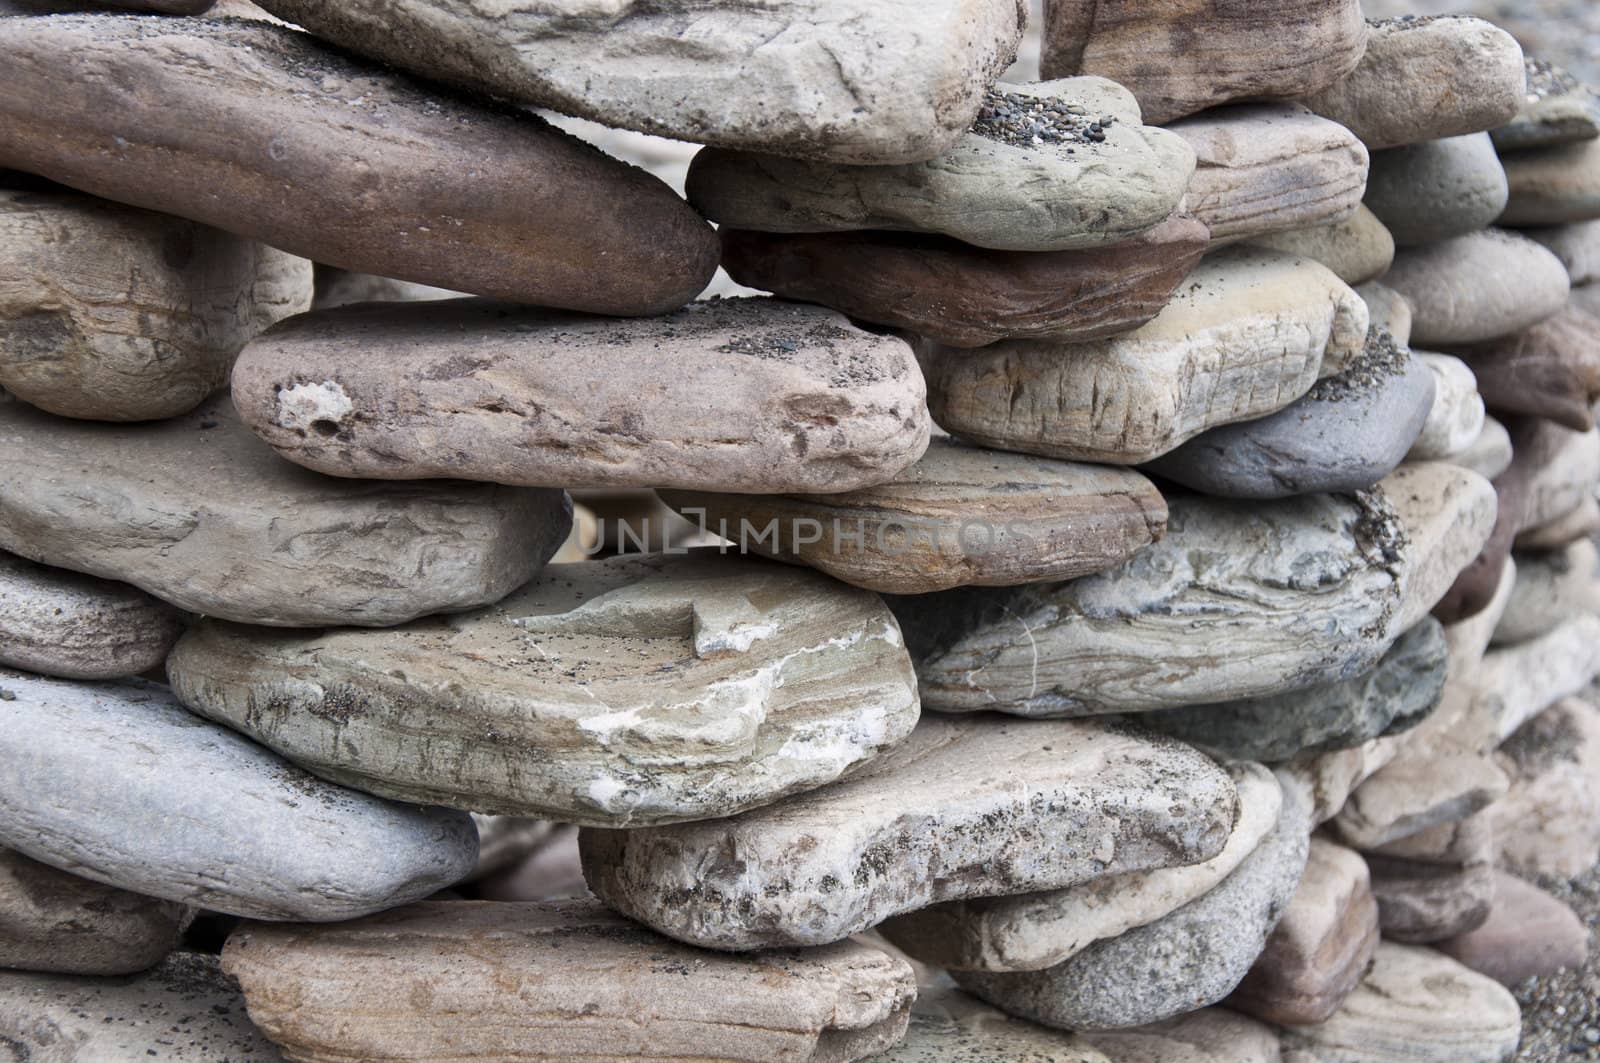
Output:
[{"xmin": 0, "ymin": 1, "xmax": 1595, "ymax": 1060}]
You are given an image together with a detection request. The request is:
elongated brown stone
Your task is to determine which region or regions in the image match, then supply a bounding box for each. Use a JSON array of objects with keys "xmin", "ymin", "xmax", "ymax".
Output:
[{"xmin": 1452, "ymin": 307, "xmax": 1600, "ymax": 432}]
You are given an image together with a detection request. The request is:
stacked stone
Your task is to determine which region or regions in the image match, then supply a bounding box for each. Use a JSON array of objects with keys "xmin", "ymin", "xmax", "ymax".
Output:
[{"xmin": 0, "ymin": 1, "xmax": 1595, "ymax": 1061}]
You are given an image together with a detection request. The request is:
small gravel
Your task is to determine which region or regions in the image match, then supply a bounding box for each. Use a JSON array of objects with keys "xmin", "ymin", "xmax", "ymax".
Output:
[
  {"xmin": 971, "ymin": 88, "xmax": 1115, "ymax": 149},
  {"xmin": 1307, "ymin": 328, "xmax": 1410, "ymax": 403},
  {"xmin": 1514, "ymin": 863, "xmax": 1600, "ymax": 1060}
]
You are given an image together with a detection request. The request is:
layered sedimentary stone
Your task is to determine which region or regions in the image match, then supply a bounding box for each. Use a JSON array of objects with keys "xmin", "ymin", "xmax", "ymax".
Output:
[
  {"xmin": 1229, "ymin": 838, "xmax": 1378, "ymax": 1025},
  {"xmin": 1453, "ymin": 306, "xmax": 1600, "ymax": 432},
  {"xmin": 1366, "ymin": 854, "xmax": 1494, "ymax": 943},
  {"xmin": 1383, "ymin": 230, "xmax": 1571, "ymax": 346},
  {"xmin": 1526, "ymin": 219, "xmax": 1600, "ymax": 286},
  {"xmin": 0, "ymin": 187, "xmax": 310, "ymax": 421},
  {"xmin": 715, "ymin": 216, "xmax": 1211, "ymax": 349},
  {"xmin": 1500, "ymin": 138, "xmax": 1600, "ymax": 226},
  {"xmin": 233, "ymin": 298, "xmax": 929, "ymax": 494},
  {"xmin": 658, "ymin": 439, "xmax": 1168, "ymax": 595},
  {"xmin": 950, "ymin": 777, "xmax": 1310, "ymax": 1031},
  {"xmin": 687, "ymin": 79, "xmax": 1195, "ymax": 251},
  {"xmin": 1381, "ymin": 462, "xmax": 1500, "ymax": 633},
  {"xmin": 0, "ymin": 953, "xmax": 283, "ymax": 1062},
  {"xmin": 1039, "ymin": 0, "xmax": 1367, "ymax": 126},
  {"xmin": 1407, "ymin": 353, "xmax": 1485, "ymax": 462},
  {"xmin": 1494, "ymin": 540, "xmax": 1600, "ymax": 645},
  {"xmin": 1168, "ymin": 106, "xmax": 1370, "ymax": 242},
  {"xmin": 0, "ymin": 672, "xmax": 477, "ymax": 920},
  {"xmin": 1490, "ymin": 697, "xmax": 1600, "ymax": 877},
  {"xmin": 168, "ymin": 553, "xmax": 920, "ymax": 826},
  {"xmin": 1437, "ymin": 870, "xmax": 1588, "ymax": 985},
  {"xmin": 1144, "ymin": 328, "xmax": 1434, "ymax": 499},
  {"xmin": 580, "ymin": 716, "xmax": 1238, "ymax": 950},
  {"xmin": 0, "ymin": 848, "xmax": 188, "ymax": 976},
  {"xmin": 1277, "ymin": 943, "xmax": 1522, "ymax": 1062},
  {"xmin": 1453, "ymin": 418, "xmax": 1514, "ymax": 481},
  {"xmin": 877, "ymin": 764, "xmax": 1281, "ymax": 973},
  {"xmin": 1248, "ymin": 206, "xmax": 1395, "ymax": 286},
  {"xmin": 1299, "ymin": 15, "xmax": 1525, "ymax": 150},
  {"xmin": 0, "ymin": 552, "xmax": 180, "ymax": 680},
  {"xmin": 224, "ymin": 900, "xmax": 916, "ymax": 1063},
  {"xmin": 0, "ymin": 16, "xmax": 718, "ymax": 315},
  {"xmin": 920, "ymin": 248, "xmax": 1368, "ymax": 466},
  {"xmin": 0, "ymin": 400, "xmax": 568, "ymax": 627},
  {"xmin": 1493, "ymin": 58, "xmax": 1600, "ymax": 153},
  {"xmin": 1139, "ymin": 618, "xmax": 1447, "ymax": 763},
  {"xmin": 1363, "ymin": 133, "xmax": 1509, "ymax": 246}
]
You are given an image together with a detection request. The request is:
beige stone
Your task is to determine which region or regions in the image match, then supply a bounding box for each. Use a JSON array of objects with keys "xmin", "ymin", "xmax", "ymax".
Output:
[
  {"xmin": 1490, "ymin": 696, "xmax": 1600, "ymax": 877},
  {"xmin": 1249, "ymin": 205, "xmax": 1395, "ymax": 285},
  {"xmin": 1494, "ymin": 540, "xmax": 1600, "ymax": 645},
  {"xmin": 1333, "ymin": 748, "xmax": 1507, "ymax": 850},
  {"xmin": 874, "ymin": 984, "xmax": 1111, "ymax": 1062},
  {"xmin": 1500, "ymin": 137, "xmax": 1600, "ymax": 226},
  {"xmin": 1281, "ymin": 739, "xmax": 1400, "ymax": 826},
  {"xmin": 1520, "ymin": 423, "xmax": 1600, "ymax": 530},
  {"xmin": 0, "ymin": 551, "xmax": 180, "ymax": 681},
  {"xmin": 1080, "ymin": 1009, "xmax": 1283, "ymax": 1063},
  {"xmin": 1406, "ymin": 353, "xmax": 1484, "ymax": 462},
  {"xmin": 1451, "ymin": 418, "xmax": 1514, "ymax": 481},
  {"xmin": 1516, "ymin": 494, "xmax": 1600, "ymax": 549},
  {"xmin": 1383, "ymin": 230, "xmax": 1571, "ymax": 347},
  {"xmin": 1525, "ymin": 219, "xmax": 1600, "ymax": 286}
]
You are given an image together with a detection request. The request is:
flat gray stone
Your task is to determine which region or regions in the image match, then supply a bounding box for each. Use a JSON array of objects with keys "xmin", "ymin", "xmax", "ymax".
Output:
[
  {"xmin": 1525, "ymin": 219, "xmax": 1600, "ymax": 286},
  {"xmin": 168, "ymin": 553, "xmax": 920, "ymax": 827},
  {"xmin": 1144, "ymin": 328, "xmax": 1434, "ymax": 499},
  {"xmin": 1501, "ymin": 137, "xmax": 1600, "ymax": 226},
  {"xmin": 0, "ymin": 671, "xmax": 478, "ymax": 921},
  {"xmin": 1363, "ymin": 133, "xmax": 1509, "ymax": 247},
  {"xmin": 0, "ymin": 399, "xmax": 569, "ymax": 627},
  {"xmin": 0, "ymin": 551, "xmax": 180, "ymax": 680},
  {"xmin": 1407, "ymin": 353, "xmax": 1485, "ymax": 461},
  {"xmin": 232, "ymin": 297, "xmax": 930, "ymax": 494},
  {"xmin": 1249, "ymin": 205, "xmax": 1395, "ymax": 286},
  {"xmin": 685, "ymin": 79, "xmax": 1196, "ymax": 252},
  {"xmin": 1383, "ymin": 230, "xmax": 1571, "ymax": 346},
  {"xmin": 1494, "ymin": 539, "xmax": 1600, "ymax": 645},
  {"xmin": 950, "ymin": 773, "xmax": 1310, "ymax": 1031},
  {"xmin": 1493, "ymin": 57, "xmax": 1600, "ymax": 153},
  {"xmin": 580, "ymin": 715, "xmax": 1238, "ymax": 950}
]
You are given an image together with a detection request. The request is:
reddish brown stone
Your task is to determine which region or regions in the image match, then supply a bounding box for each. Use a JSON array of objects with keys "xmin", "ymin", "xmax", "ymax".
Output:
[
  {"xmin": 1453, "ymin": 307, "xmax": 1600, "ymax": 433},
  {"xmin": 719, "ymin": 214, "xmax": 1211, "ymax": 348},
  {"xmin": 1437, "ymin": 870, "xmax": 1587, "ymax": 986},
  {"xmin": 1433, "ymin": 464, "xmax": 1523, "ymax": 624}
]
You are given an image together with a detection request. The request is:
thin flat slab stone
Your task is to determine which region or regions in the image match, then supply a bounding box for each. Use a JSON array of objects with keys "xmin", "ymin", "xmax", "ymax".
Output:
[
  {"xmin": 168, "ymin": 553, "xmax": 921, "ymax": 827},
  {"xmin": 873, "ymin": 985, "xmax": 1112, "ymax": 1062},
  {"xmin": 877, "ymin": 764, "xmax": 1282, "ymax": 973},
  {"xmin": 251, "ymin": 0, "xmax": 1024, "ymax": 165},
  {"xmin": 1298, "ymin": 16, "xmax": 1525, "ymax": 150},
  {"xmin": 0, "ymin": 848, "xmax": 188, "ymax": 976},
  {"xmin": 0, "ymin": 187, "xmax": 311, "ymax": 421},
  {"xmin": 1365, "ymin": 854, "xmax": 1494, "ymax": 943},
  {"xmin": 1406, "ymin": 353, "xmax": 1484, "ymax": 462},
  {"xmin": 1489, "ymin": 696, "xmax": 1600, "ymax": 878},
  {"xmin": 1525, "ymin": 219, "xmax": 1600, "ymax": 286},
  {"xmin": 0, "ymin": 399, "xmax": 569, "ymax": 627},
  {"xmin": 1168, "ymin": 106, "xmax": 1369, "ymax": 243},
  {"xmin": 0, "ymin": 16, "xmax": 718, "ymax": 315},
  {"xmin": 1493, "ymin": 58, "xmax": 1600, "ymax": 153},
  {"xmin": 1437, "ymin": 870, "xmax": 1588, "ymax": 985},
  {"xmin": 0, "ymin": 672, "xmax": 478, "ymax": 921},
  {"xmin": 950, "ymin": 775, "xmax": 1311, "ymax": 1031},
  {"xmin": 1333, "ymin": 748, "xmax": 1507, "ymax": 852},
  {"xmin": 1139, "ymin": 617, "xmax": 1448, "ymax": 763},
  {"xmin": 1363, "ymin": 133, "xmax": 1509, "ymax": 247},
  {"xmin": 1144, "ymin": 328, "xmax": 1434, "ymax": 499},
  {"xmin": 579, "ymin": 715, "xmax": 1239, "ymax": 950},
  {"xmin": 685, "ymin": 79, "xmax": 1196, "ymax": 252},
  {"xmin": 1229, "ymin": 837, "xmax": 1378, "ymax": 1025},
  {"xmin": 715, "ymin": 215, "xmax": 1212, "ymax": 349},
  {"xmin": 1451, "ymin": 418, "xmax": 1514, "ymax": 481},
  {"xmin": 1518, "ymin": 422, "xmax": 1600, "ymax": 533},
  {"xmin": 1452, "ymin": 306, "xmax": 1600, "ymax": 432},
  {"xmin": 1356, "ymin": 281, "xmax": 1413, "ymax": 345},
  {"xmin": 658, "ymin": 439, "xmax": 1169, "ymax": 595},
  {"xmin": 0, "ymin": 551, "xmax": 180, "ymax": 680},
  {"xmin": 232, "ymin": 297, "xmax": 930, "ymax": 494},
  {"xmin": 1383, "ymin": 230, "xmax": 1571, "ymax": 347},
  {"xmin": 1039, "ymin": 0, "xmax": 1367, "ymax": 126},
  {"xmin": 1277, "ymin": 942, "xmax": 1522, "ymax": 1062},
  {"xmin": 920, "ymin": 247, "xmax": 1369, "ymax": 466},
  {"xmin": 224, "ymin": 900, "xmax": 917, "ymax": 1063},
  {"xmin": 1500, "ymin": 138, "xmax": 1600, "ymax": 226},
  {"xmin": 1494, "ymin": 540, "xmax": 1600, "ymax": 645},
  {"xmin": 1248, "ymin": 206, "xmax": 1396, "ymax": 286},
  {"xmin": 1367, "ymin": 807, "xmax": 1494, "ymax": 865},
  {"xmin": 0, "ymin": 953, "xmax": 284, "ymax": 1062}
]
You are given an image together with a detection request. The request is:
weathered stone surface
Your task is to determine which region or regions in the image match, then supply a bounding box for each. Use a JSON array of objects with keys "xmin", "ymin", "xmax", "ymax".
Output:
[
  {"xmin": 877, "ymin": 764, "xmax": 1281, "ymax": 973},
  {"xmin": 225, "ymin": 900, "xmax": 916, "ymax": 1063},
  {"xmin": 1384, "ymin": 230, "xmax": 1571, "ymax": 346},
  {"xmin": 950, "ymin": 775, "xmax": 1310, "ymax": 1031},
  {"xmin": 258, "ymin": 0, "xmax": 1021, "ymax": 164},
  {"xmin": 1406, "ymin": 353, "xmax": 1484, "ymax": 462},
  {"xmin": 1437, "ymin": 870, "xmax": 1588, "ymax": 986},
  {"xmin": 1334, "ymin": 746, "xmax": 1507, "ymax": 852},
  {"xmin": 0, "ymin": 399, "xmax": 568, "ymax": 627},
  {"xmin": 1040, "ymin": 0, "xmax": 1367, "ymax": 126},
  {"xmin": 1363, "ymin": 133, "xmax": 1509, "ymax": 247},
  {"xmin": 1518, "ymin": 421, "xmax": 1600, "ymax": 533},
  {"xmin": 0, "ymin": 847, "xmax": 188, "ymax": 976},
  {"xmin": 1453, "ymin": 306, "xmax": 1600, "ymax": 432},
  {"xmin": 687, "ymin": 79, "xmax": 1195, "ymax": 251},
  {"xmin": 0, "ymin": 551, "xmax": 180, "ymax": 681},
  {"xmin": 1490, "ymin": 696, "xmax": 1600, "ymax": 877},
  {"xmin": 1082, "ymin": 1009, "xmax": 1283, "ymax": 1063},
  {"xmin": 1357, "ymin": 280, "xmax": 1413, "ymax": 345},
  {"xmin": 1249, "ymin": 206, "xmax": 1395, "ymax": 285},
  {"xmin": 1526, "ymin": 219, "xmax": 1600, "ymax": 286},
  {"xmin": 1281, "ymin": 739, "xmax": 1399, "ymax": 827},
  {"xmin": 0, "ymin": 187, "xmax": 310, "ymax": 421},
  {"xmin": 0, "ymin": 671, "xmax": 477, "ymax": 921},
  {"xmin": 921, "ymin": 248, "xmax": 1368, "ymax": 465},
  {"xmin": 1277, "ymin": 942, "xmax": 1522, "ymax": 1062},
  {"xmin": 310, "ymin": 264, "xmax": 460, "ymax": 310},
  {"xmin": 1168, "ymin": 106, "xmax": 1369, "ymax": 242},
  {"xmin": 660, "ymin": 439, "xmax": 1167, "ymax": 595},
  {"xmin": 0, "ymin": 16, "xmax": 718, "ymax": 315},
  {"xmin": 874, "ymin": 984, "xmax": 1111, "ymax": 1062},
  {"xmin": 233, "ymin": 297, "xmax": 930, "ymax": 494},
  {"xmin": 1229, "ymin": 837, "xmax": 1378, "ymax": 1025},
  {"xmin": 1140, "ymin": 618, "xmax": 1447, "ymax": 763},
  {"xmin": 1495, "ymin": 540, "xmax": 1600, "ymax": 645},
  {"xmin": 1144, "ymin": 329, "xmax": 1434, "ymax": 499},
  {"xmin": 1452, "ymin": 417, "xmax": 1514, "ymax": 481},
  {"xmin": 1299, "ymin": 16, "xmax": 1525, "ymax": 150},
  {"xmin": 715, "ymin": 216, "xmax": 1211, "ymax": 349},
  {"xmin": 169, "ymin": 553, "xmax": 920, "ymax": 827},
  {"xmin": 1516, "ymin": 495, "xmax": 1600, "ymax": 549},
  {"xmin": 580, "ymin": 716, "xmax": 1238, "ymax": 950},
  {"xmin": 1501, "ymin": 138, "xmax": 1600, "ymax": 226},
  {"xmin": 1366, "ymin": 854, "xmax": 1494, "ymax": 943},
  {"xmin": 1493, "ymin": 57, "xmax": 1600, "ymax": 153},
  {"xmin": 1367, "ymin": 807, "xmax": 1494, "ymax": 865},
  {"xmin": 1384, "ymin": 462, "xmax": 1501, "ymax": 633},
  {"xmin": 0, "ymin": 953, "xmax": 283, "ymax": 1062}
]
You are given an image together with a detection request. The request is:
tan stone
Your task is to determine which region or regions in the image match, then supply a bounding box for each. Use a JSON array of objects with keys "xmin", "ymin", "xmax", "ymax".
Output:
[
  {"xmin": 1519, "ymin": 423, "xmax": 1600, "ymax": 536},
  {"xmin": 1380, "ymin": 462, "xmax": 1499, "ymax": 633},
  {"xmin": 1451, "ymin": 418, "xmax": 1514, "ymax": 481},
  {"xmin": 0, "ymin": 551, "xmax": 180, "ymax": 681},
  {"xmin": 1495, "ymin": 540, "xmax": 1600, "ymax": 645},
  {"xmin": 1526, "ymin": 219, "xmax": 1600, "ymax": 287},
  {"xmin": 1356, "ymin": 280, "xmax": 1413, "ymax": 345},
  {"xmin": 1249, "ymin": 206, "xmax": 1395, "ymax": 285},
  {"xmin": 1383, "ymin": 230, "xmax": 1571, "ymax": 347},
  {"xmin": 874, "ymin": 984, "xmax": 1112, "ymax": 1062},
  {"xmin": 1490, "ymin": 697, "xmax": 1600, "ymax": 877},
  {"xmin": 1501, "ymin": 137, "xmax": 1600, "ymax": 226},
  {"xmin": 1406, "ymin": 353, "xmax": 1484, "ymax": 462},
  {"xmin": 1516, "ymin": 494, "xmax": 1600, "ymax": 549},
  {"xmin": 1081, "ymin": 1008, "xmax": 1283, "ymax": 1063},
  {"xmin": 1437, "ymin": 870, "xmax": 1589, "ymax": 986}
]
